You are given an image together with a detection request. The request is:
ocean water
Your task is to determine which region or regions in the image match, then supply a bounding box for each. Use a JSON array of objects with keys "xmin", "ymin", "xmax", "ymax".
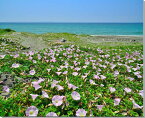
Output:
[{"xmin": 0, "ymin": 23, "xmax": 143, "ymax": 35}]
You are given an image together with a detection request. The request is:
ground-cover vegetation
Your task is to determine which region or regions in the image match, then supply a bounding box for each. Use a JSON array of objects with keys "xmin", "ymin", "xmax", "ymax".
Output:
[
  {"xmin": 0, "ymin": 29, "xmax": 15, "ymax": 34},
  {"xmin": 0, "ymin": 44, "xmax": 143, "ymax": 117}
]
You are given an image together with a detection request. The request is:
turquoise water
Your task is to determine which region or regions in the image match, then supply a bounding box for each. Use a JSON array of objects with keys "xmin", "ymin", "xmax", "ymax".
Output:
[{"xmin": 0, "ymin": 23, "xmax": 143, "ymax": 35}]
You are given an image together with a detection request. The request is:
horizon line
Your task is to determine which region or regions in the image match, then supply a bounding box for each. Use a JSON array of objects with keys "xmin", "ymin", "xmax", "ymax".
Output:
[{"xmin": 0, "ymin": 21, "xmax": 143, "ymax": 23}]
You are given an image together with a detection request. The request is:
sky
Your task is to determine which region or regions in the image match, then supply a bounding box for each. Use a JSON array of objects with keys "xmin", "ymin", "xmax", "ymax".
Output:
[{"xmin": 0, "ymin": 0, "xmax": 143, "ymax": 23}]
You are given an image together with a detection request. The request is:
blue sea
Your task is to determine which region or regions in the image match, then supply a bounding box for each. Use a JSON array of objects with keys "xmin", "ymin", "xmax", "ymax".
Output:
[{"xmin": 0, "ymin": 23, "xmax": 143, "ymax": 35}]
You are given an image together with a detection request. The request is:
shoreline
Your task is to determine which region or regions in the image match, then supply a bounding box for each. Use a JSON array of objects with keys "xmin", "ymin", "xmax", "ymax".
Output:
[{"xmin": 90, "ymin": 35, "xmax": 143, "ymax": 37}]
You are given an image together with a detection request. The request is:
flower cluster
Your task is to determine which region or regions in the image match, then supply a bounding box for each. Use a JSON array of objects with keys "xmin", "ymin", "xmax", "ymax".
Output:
[{"xmin": 0, "ymin": 45, "xmax": 143, "ymax": 117}]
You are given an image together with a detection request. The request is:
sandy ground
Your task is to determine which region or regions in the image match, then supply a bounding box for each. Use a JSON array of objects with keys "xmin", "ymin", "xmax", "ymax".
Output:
[
  {"xmin": 82, "ymin": 35, "xmax": 143, "ymax": 43},
  {"xmin": 0, "ymin": 32, "xmax": 143, "ymax": 54}
]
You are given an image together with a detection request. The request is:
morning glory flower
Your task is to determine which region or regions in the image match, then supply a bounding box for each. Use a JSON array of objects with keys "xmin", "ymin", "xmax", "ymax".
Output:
[
  {"xmin": 96, "ymin": 105, "xmax": 104, "ymax": 111},
  {"xmin": 12, "ymin": 63, "xmax": 20, "ymax": 68},
  {"xmin": 29, "ymin": 69, "xmax": 36, "ymax": 75},
  {"xmin": 100, "ymin": 75, "xmax": 106, "ymax": 80},
  {"xmin": 51, "ymin": 80, "xmax": 59, "ymax": 88},
  {"xmin": 30, "ymin": 94, "xmax": 39, "ymax": 101},
  {"xmin": 94, "ymin": 75, "xmax": 100, "ymax": 79},
  {"xmin": 52, "ymin": 95, "xmax": 64, "ymax": 106},
  {"xmin": 3, "ymin": 86, "xmax": 10, "ymax": 93},
  {"xmin": 37, "ymin": 78, "xmax": 44, "ymax": 83},
  {"xmin": 114, "ymin": 71, "xmax": 119, "ymax": 76},
  {"xmin": 25, "ymin": 106, "xmax": 38, "ymax": 116},
  {"xmin": 13, "ymin": 54, "xmax": 19, "ymax": 58},
  {"xmin": 56, "ymin": 85, "xmax": 64, "ymax": 91},
  {"xmin": 71, "ymin": 91, "xmax": 81, "ymax": 100},
  {"xmin": 124, "ymin": 88, "xmax": 132, "ymax": 93},
  {"xmin": 72, "ymin": 72, "xmax": 78, "ymax": 76},
  {"xmin": 56, "ymin": 72, "xmax": 61, "ymax": 75},
  {"xmin": 109, "ymin": 87, "xmax": 116, "ymax": 93},
  {"xmin": 47, "ymin": 69, "xmax": 51, "ymax": 72},
  {"xmin": 139, "ymin": 90, "xmax": 143, "ymax": 98},
  {"xmin": 127, "ymin": 77, "xmax": 134, "ymax": 81},
  {"xmin": 0, "ymin": 55, "xmax": 5, "ymax": 59},
  {"xmin": 114, "ymin": 98, "xmax": 121, "ymax": 106},
  {"xmin": 32, "ymin": 81, "xmax": 41, "ymax": 90},
  {"xmin": 76, "ymin": 109, "xmax": 87, "ymax": 117},
  {"xmin": 63, "ymin": 71, "xmax": 68, "ymax": 75},
  {"xmin": 89, "ymin": 79, "xmax": 96, "ymax": 85},
  {"xmin": 46, "ymin": 112, "xmax": 57, "ymax": 117},
  {"xmin": 42, "ymin": 91, "xmax": 49, "ymax": 98},
  {"xmin": 132, "ymin": 100, "xmax": 143, "ymax": 109},
  {"xmin": 68, "ymin": 83, "xmax": 78, "ymax": 90}
]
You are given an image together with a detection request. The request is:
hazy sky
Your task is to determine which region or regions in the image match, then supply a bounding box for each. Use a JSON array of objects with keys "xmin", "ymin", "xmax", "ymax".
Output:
[{"xmin": 0, "ymin": 0, "xmax": 143, "ymax": 22}]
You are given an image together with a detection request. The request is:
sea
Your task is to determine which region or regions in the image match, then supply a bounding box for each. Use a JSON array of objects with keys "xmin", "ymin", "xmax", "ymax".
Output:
[{"xmin": 0, "ymin": 23, "xmax": 143, "ymax": 35}]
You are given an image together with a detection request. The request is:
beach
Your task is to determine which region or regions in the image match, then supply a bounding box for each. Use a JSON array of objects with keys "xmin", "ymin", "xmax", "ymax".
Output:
[{"xmin": 0, "ymin": 29, "xmax": 143, "ymax": 117}]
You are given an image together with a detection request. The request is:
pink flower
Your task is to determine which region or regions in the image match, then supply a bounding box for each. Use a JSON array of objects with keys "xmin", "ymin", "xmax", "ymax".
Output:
[
  {"xmin": 25, "ymin": 106, "xmax": 38, "ymax": 116},
  {"xmin": 68, "ymin": 83, "xmax": 78, "ymax": 90},
  {"xmin": 114, "ymin": 98, "xmax": 121, "ymax": 106},
  {"xmin": 37, "ymin": 78, "xmax": 44, "ymax": 83},
  {"xmin": 124, "ymin": 88, "xmax": 132, "ymax": 93},
  {"xmin": 29, "ymin": 69, "xmax": 36, "ymax": 75},
  {"xmin": 51, "ymin": 80, "xmax": 59, "ymax": 88},
  {"xmin": 42, "ymin": 91, "xmax": 49, "ymax": 98},
  {"xmin": 96, "ymin": 105, "xmax": 104, "ymax": 111},
  {"xmin": 33, "ymin": 60, "xmax": 37, "ymax": 63},
  {"xmin": 56, "ymin": 85, "xmax": 64, "ymax": 91},
  {"xmin": 74, "ymin": 67, "xmax": 81, "ymax": 71},
  {"xmin": 3, "ymin": 86, "xmax": 10, "ymax": 93},
  {"xmin": 56, "ymin": 72, "xmax": 61, "ymax": 75},
  {"xmin": 109, "ymin": 87, "xmax": 116, "ymax": 93},
  {"xmin": 13, "ymin": 54, "xmax": 19, "ymax": 58},
  {"xmin": 47, "ymin": 69, "xmax": 51, "ymax": 72},
  {"xmin": 46, "ymin": 112, "xmax": 57, "ymax": 117},
  {"xmin": 72, "ymin": 72, "xmax": 78, "ymax": 76},
  {"xmin": 76, "ymin": 109, "xmax": 87, "ymax": 116},
  {"xmin": 127, "ymin": 77, "xmax": 134, "ymax": 81},
  {"xmin": 114, "ymin": 71, "xmax": 119, "ymax": 76},
  {"xmin": 32, "ymin": 81, "xmax": 41, "ymax": 90},
  {"xmin": 137, "ymin": 74, "xmax": 142, "ymax": 78},
  {"xmin": 52, "ymin": 95, "xmax": 64, "ymax": 106},
  {"xmin": 0, "ymin": 55, "xmax": 5, "ymax": 59},
  {"xmin": 100, "ymin": 75, "xmax": 106, "ymax": 80},
  {"xmin": 50, "ymin": 58, "xmax": 56, "ymax": 62},
  {"xmin": 30, "ymin": 94, "xmax": 39, "ymax": 101},
  {"xmin": 63, "ymin": 71, "xmax": 68, "ymax": 75},
  {"xmin": 71, "ymin": 91, "xmax": 81, "ymax": 100},
  {"xmin": 139, "ymin": 90, "xmax": 143, "ymax": 98},
  {"xmin": 89, "ymin": 79, "xmax": 96, "ymax": 85},
  {"xmin": 12, "ymin": 63, "xmax": 20, "ymax": 68},
  {"xmin": 94, "ymin": 75, "xmax": 100, "ymax": 79},
  {"xmin": 132, "ymin": 100, "xmax": 143, "ymax": 109},
  {"xmin": 28, "ymin": 51, "xmax": 34, "ymax": 56}
]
